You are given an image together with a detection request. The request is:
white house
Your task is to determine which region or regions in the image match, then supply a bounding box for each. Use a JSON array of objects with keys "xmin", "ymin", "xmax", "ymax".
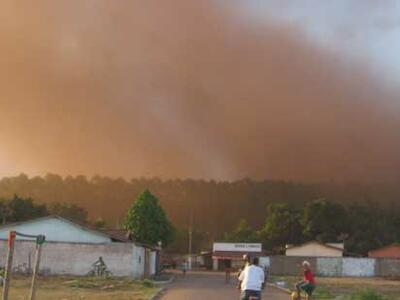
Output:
[
  {"xmin": 0, "ymin": 216, "xmax": 158, "ymax": 278},
  {"xmin": 286, "ymin": 241, "xmax": 344, "ymax": 257},
  {"xmin": 0, "ymin": 216, "xmax": 121, "ymax": 244}
]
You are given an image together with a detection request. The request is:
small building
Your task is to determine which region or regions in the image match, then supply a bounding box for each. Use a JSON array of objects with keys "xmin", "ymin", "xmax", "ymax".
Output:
[
  {"xmin": 0, "ymin": 216, "xmax": 158, "ymax": 278},
  {"xmin": 191, "ymin": 251, "xmax": 213, "ymax": 269},
  {"xmin": 286, "ymin": 241, "xmax": 344, "ymax": 257},
  {"xmin": 369, "ymin": 244, "xmax": 400, "ymax": 258},
  {"xmin": 0, "ymin": 215, "xmax": 125, "ymax": 244},
  {"xmin": 212, "ymin": 242, "xmax": 264, "ymax": 271}
]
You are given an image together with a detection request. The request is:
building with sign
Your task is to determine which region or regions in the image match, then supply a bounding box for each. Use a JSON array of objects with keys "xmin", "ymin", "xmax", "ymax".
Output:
[{"xmin": 212, "ymin": 242, "xmax": 265, "ymax": 271}]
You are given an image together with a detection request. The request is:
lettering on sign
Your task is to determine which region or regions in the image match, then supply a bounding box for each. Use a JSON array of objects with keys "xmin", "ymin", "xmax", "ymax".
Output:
[{"xmin": 213, "ymin": 243, "xmax": 262, "ymax": 252}]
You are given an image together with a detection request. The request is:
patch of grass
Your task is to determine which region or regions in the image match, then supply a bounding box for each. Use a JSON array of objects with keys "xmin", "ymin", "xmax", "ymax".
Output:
[
  {"xmin": 345, "ymin": 289, "xmax": 390, "ymax": 300},
  {"xmin": 313, "ymin": 286, "xmax": 334, "ymax": 299},
  {"xmin": 142, "ymin": 279, "xmax": 154, "ymax": 288},
  {"xmin": 269, "ymin": 276, "xmax": 400, "ymax": 299},
  {"xmin": 64, "ymin": 277, "xmax": 144, "ymax": 290},
  {"xmin": 0, "ymin": 276, "xmax": 160, "ymax": 300}
]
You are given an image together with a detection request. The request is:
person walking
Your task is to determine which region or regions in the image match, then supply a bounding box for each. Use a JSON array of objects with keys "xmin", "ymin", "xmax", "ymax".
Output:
[
  {"xmin": 237, "ymin": 254, "xmax": 251, "ymax": 279},
  {"xmin": 238, "ymin": 257, "xmax": 265, "ymax": 300},
  {"xmin": 224, "ymin": 260, "xmax": 232, "ymax": 284},
  {"xmin": 181, "ymin": 260, "xmax": 188, "ymax": 277}
]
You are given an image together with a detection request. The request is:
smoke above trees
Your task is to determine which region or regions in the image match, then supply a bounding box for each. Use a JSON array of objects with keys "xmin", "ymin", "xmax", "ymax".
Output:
[{"xmin": 1, "ymin": 1, "xmax": 400, "ymax": 181}]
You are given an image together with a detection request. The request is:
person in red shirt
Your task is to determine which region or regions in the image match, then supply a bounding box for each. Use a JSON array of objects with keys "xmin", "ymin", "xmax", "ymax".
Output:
[{"xmin": 295, "ymin": 261, "xmax": 316, "ymax": 300}]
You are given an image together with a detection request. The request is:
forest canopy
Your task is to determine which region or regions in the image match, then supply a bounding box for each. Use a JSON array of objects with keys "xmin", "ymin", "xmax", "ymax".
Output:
[{"xmin": 0, "ymin": 173, "xmax": 399, "ymax": 254}]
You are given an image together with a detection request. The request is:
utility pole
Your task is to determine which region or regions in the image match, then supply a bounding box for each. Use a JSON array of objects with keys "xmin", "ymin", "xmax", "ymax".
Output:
[
  {"xmin": 187, "ymin": 201, "xmax": 194, "ymax": 270},
  {"xmin": 29, "ymin": 235, "xmax": 45, "ymax": 300},
  {"xmin": 188, "ymin": 226, "xmax": 193, "ymax": 270},
  {"xmin": 2, "ymin": 231, "xmax": 16, "ymax": 300}
]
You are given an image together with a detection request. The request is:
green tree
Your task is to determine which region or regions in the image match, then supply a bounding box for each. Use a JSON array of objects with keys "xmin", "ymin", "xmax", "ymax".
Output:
[
  {"xmin": 260, "ymin": 203, "xmax": 304, "ymax": 252},
  {"xmin": 48, "ymin": 202, "xmax": 88, "ymax": 223},
  {"xmin": 223, "ymin": 219, "xmax": 260, "ymax": 243},
  {"xmin": 301, "ymin": 199, "xmax": 349, "ymax": 242},
  {"xmin": 0, "ymin": 198, "xmax": 10, "ymax": 224},
  {"xmin": 124, "ymin": 189, "xmax": 174, "ymax": 246},
  {"xmin": 345, "ymin": 203, "xmax": 399, "ymax": 256},
  {"xmin": 7, "ymin": 195, "xmax": 48, "ymax": 222}
]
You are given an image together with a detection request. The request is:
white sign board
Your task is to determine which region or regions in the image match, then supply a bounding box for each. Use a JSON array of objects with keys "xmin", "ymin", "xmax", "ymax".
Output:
[{"xmin": 213, "ymin": 243, "xmax": 262, "ymax": 253}]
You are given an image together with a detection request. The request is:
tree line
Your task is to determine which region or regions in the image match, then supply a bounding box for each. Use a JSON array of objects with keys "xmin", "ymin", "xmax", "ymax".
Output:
[
  {"xmin": 219, "ymin": 199, "xmax": 400, "ymax": 256},
  {"xmin": 0, "ymin": 194, "xmax": 89, "ymax": 225},
  {"xmin": 1, "ymin": 174, "xmax": 399, "ymax": 255},
  {"xmin": 0, "ymin": 191, "xmax": 174, "ymax": 248}
]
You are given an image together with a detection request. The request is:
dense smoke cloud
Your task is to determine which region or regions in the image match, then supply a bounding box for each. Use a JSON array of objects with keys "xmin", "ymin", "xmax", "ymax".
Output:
[{"xmin": 0, "ymin": 0, "xmax": 399, "ymax": 181}]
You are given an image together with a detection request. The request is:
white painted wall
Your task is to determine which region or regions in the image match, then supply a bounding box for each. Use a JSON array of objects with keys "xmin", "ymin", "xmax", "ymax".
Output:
[
  {"xmin": 213, "ymin": 259, "xmax": 218, "ymax": 271},
  {"xmin": 286, "ymin": 242, "xmax": 343, "ymax": 257},
  {"xmin": 317, "ymin": 257, "xmax": 342, "ymax": 276},
  {"xmin": 132, "ymin": 244, "xmax": 145, "ymax": 278},
  {"xmin": 0, "ymin": 240, "xmax": 148, "ymax": 279},
  {"xmin": 0, "ymin": 217, "xmax": 111, "ymax": 244},
  {"xmin": 342, "ymin": 258, "xmax": 375, "ymax": 277},
  {"xmin": 150, "ymin": 251, "xmax": 157, "ymax": 276}
]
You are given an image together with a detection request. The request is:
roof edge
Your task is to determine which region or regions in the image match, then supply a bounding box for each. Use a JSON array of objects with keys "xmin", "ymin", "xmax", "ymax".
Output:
[
  {"xmin": 0, "ymin": 215, "xmax": 125, "ymax": 242},
  {"xmin": 286, "ymin": 240, "xmax": 344, "ymax": 252}
]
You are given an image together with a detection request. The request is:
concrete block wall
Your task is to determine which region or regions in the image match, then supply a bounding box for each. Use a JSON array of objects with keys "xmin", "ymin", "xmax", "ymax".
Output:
[
  {"xmin": 0, "ymin": 240, "xmax": 149, "ymax": 279},
  {"xmin": 269, "ymin": 256, "xmax": 400, "ymax": 277},
  {"xmin": 149, "ymin": 251, "xmax": 157, "ymax": 276},
  {"xmin": 132, "ymin": 244, "xmax": 145, "ymax": 278},
  {"xmin": 374, "ymin": 258, "xmax": 400, "ymax": 277},
  {"xmin": 342, "ymin": 258, "xmax": 375, "ymax": 277},
  {"xmin": 316, "ymin": 257, "xmax": 342, "ymax": 277},
  {"xmin": 269, "ymin": 256, "xmax": 317, "ymax": 276}
]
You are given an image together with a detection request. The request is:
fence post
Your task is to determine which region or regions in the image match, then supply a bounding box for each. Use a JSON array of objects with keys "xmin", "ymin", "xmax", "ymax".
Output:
[
  {"xmin": 2, "ymin": 231, "xmax": 16, "ymax": 300},
  {"xmin": 29, "ymin": 235, "xmax": 45, "ymax": 300}
]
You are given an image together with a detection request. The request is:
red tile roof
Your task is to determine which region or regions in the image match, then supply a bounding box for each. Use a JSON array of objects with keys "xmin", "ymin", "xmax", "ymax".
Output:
[{"xmin": 101, "ymin": 229, "xmax": 133, "ymax": 242}]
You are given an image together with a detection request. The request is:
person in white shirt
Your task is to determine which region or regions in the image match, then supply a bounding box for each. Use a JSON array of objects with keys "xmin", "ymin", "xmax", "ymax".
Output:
[{"xmin": 238, "ymin": 257, "xmax": 265, "ymax": 300}]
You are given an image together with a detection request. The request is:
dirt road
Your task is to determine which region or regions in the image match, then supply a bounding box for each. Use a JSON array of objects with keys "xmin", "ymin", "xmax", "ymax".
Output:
[{"xmin": 160, "ymin": 271, "xmax": 288, "ymax": 300}]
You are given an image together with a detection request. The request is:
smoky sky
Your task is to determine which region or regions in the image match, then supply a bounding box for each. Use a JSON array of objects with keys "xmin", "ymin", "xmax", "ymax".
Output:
[{"xmin": 1, "ymin": 0, "xmax": 400, "ymax": 182}]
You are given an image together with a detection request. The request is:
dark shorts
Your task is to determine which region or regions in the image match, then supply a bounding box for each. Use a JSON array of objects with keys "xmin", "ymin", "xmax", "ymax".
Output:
[
  {"xmin": 240, "ymin": 290, "xmax": 261, "ymax": 300},
  {"xmin": 296, "ymin": 281, "xmax": 315, "ymax": 295}
]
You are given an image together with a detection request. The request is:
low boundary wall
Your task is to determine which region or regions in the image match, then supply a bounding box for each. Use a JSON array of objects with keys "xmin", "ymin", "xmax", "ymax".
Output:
[
  {"xmin": 269, "ymin": 256, "xmax": 400, "ymax": 277},
  {"xmin": 0, "ymin": 240, "xmax": 156, "ymax": 278}
]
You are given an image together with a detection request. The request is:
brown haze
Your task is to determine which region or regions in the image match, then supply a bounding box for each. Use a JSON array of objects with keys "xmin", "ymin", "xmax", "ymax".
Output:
[{"xmin": 1, "ymin": 1, "xmax": 400, "ymax": 182}]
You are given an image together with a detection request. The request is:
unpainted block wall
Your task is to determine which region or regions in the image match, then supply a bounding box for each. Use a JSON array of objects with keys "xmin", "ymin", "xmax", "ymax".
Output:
[
  {"xmin": 269, "ymin": 256, "xmax": 394, "ymax": 277},
  {"xmin": 375, "ymin": 258, "xmax": 400, "ymax": 277},
  {"xmin": 269, "ymin": 256, "xmax": 317, "ymax": 276}
]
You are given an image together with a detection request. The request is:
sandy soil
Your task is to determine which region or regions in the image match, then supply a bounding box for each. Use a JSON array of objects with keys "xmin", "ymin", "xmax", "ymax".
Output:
[{"xmin": 0, "ymin": 276, "xmax": 159, "ymax": 300}]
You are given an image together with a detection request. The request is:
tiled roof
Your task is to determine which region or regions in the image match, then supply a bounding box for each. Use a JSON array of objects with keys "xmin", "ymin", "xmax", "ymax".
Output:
[{"xmin": 101, "ymin": 229, "xmax": 132, "ymax": 242}]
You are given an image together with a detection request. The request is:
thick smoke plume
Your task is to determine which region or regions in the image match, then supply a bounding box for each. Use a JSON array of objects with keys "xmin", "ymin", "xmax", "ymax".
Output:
[{"xmin": 1, "ymin": 1, "xmax": 399, "ymax": 182}]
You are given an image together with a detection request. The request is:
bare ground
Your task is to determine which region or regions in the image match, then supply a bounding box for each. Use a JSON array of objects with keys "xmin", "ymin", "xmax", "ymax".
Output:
[
  {"xmin": 0, "ymin": 276, "xmax": 159, "ymax": 300},
  {"xmin": 160, "ymin": 270, "xmax": 288, "ymax": 300}
]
